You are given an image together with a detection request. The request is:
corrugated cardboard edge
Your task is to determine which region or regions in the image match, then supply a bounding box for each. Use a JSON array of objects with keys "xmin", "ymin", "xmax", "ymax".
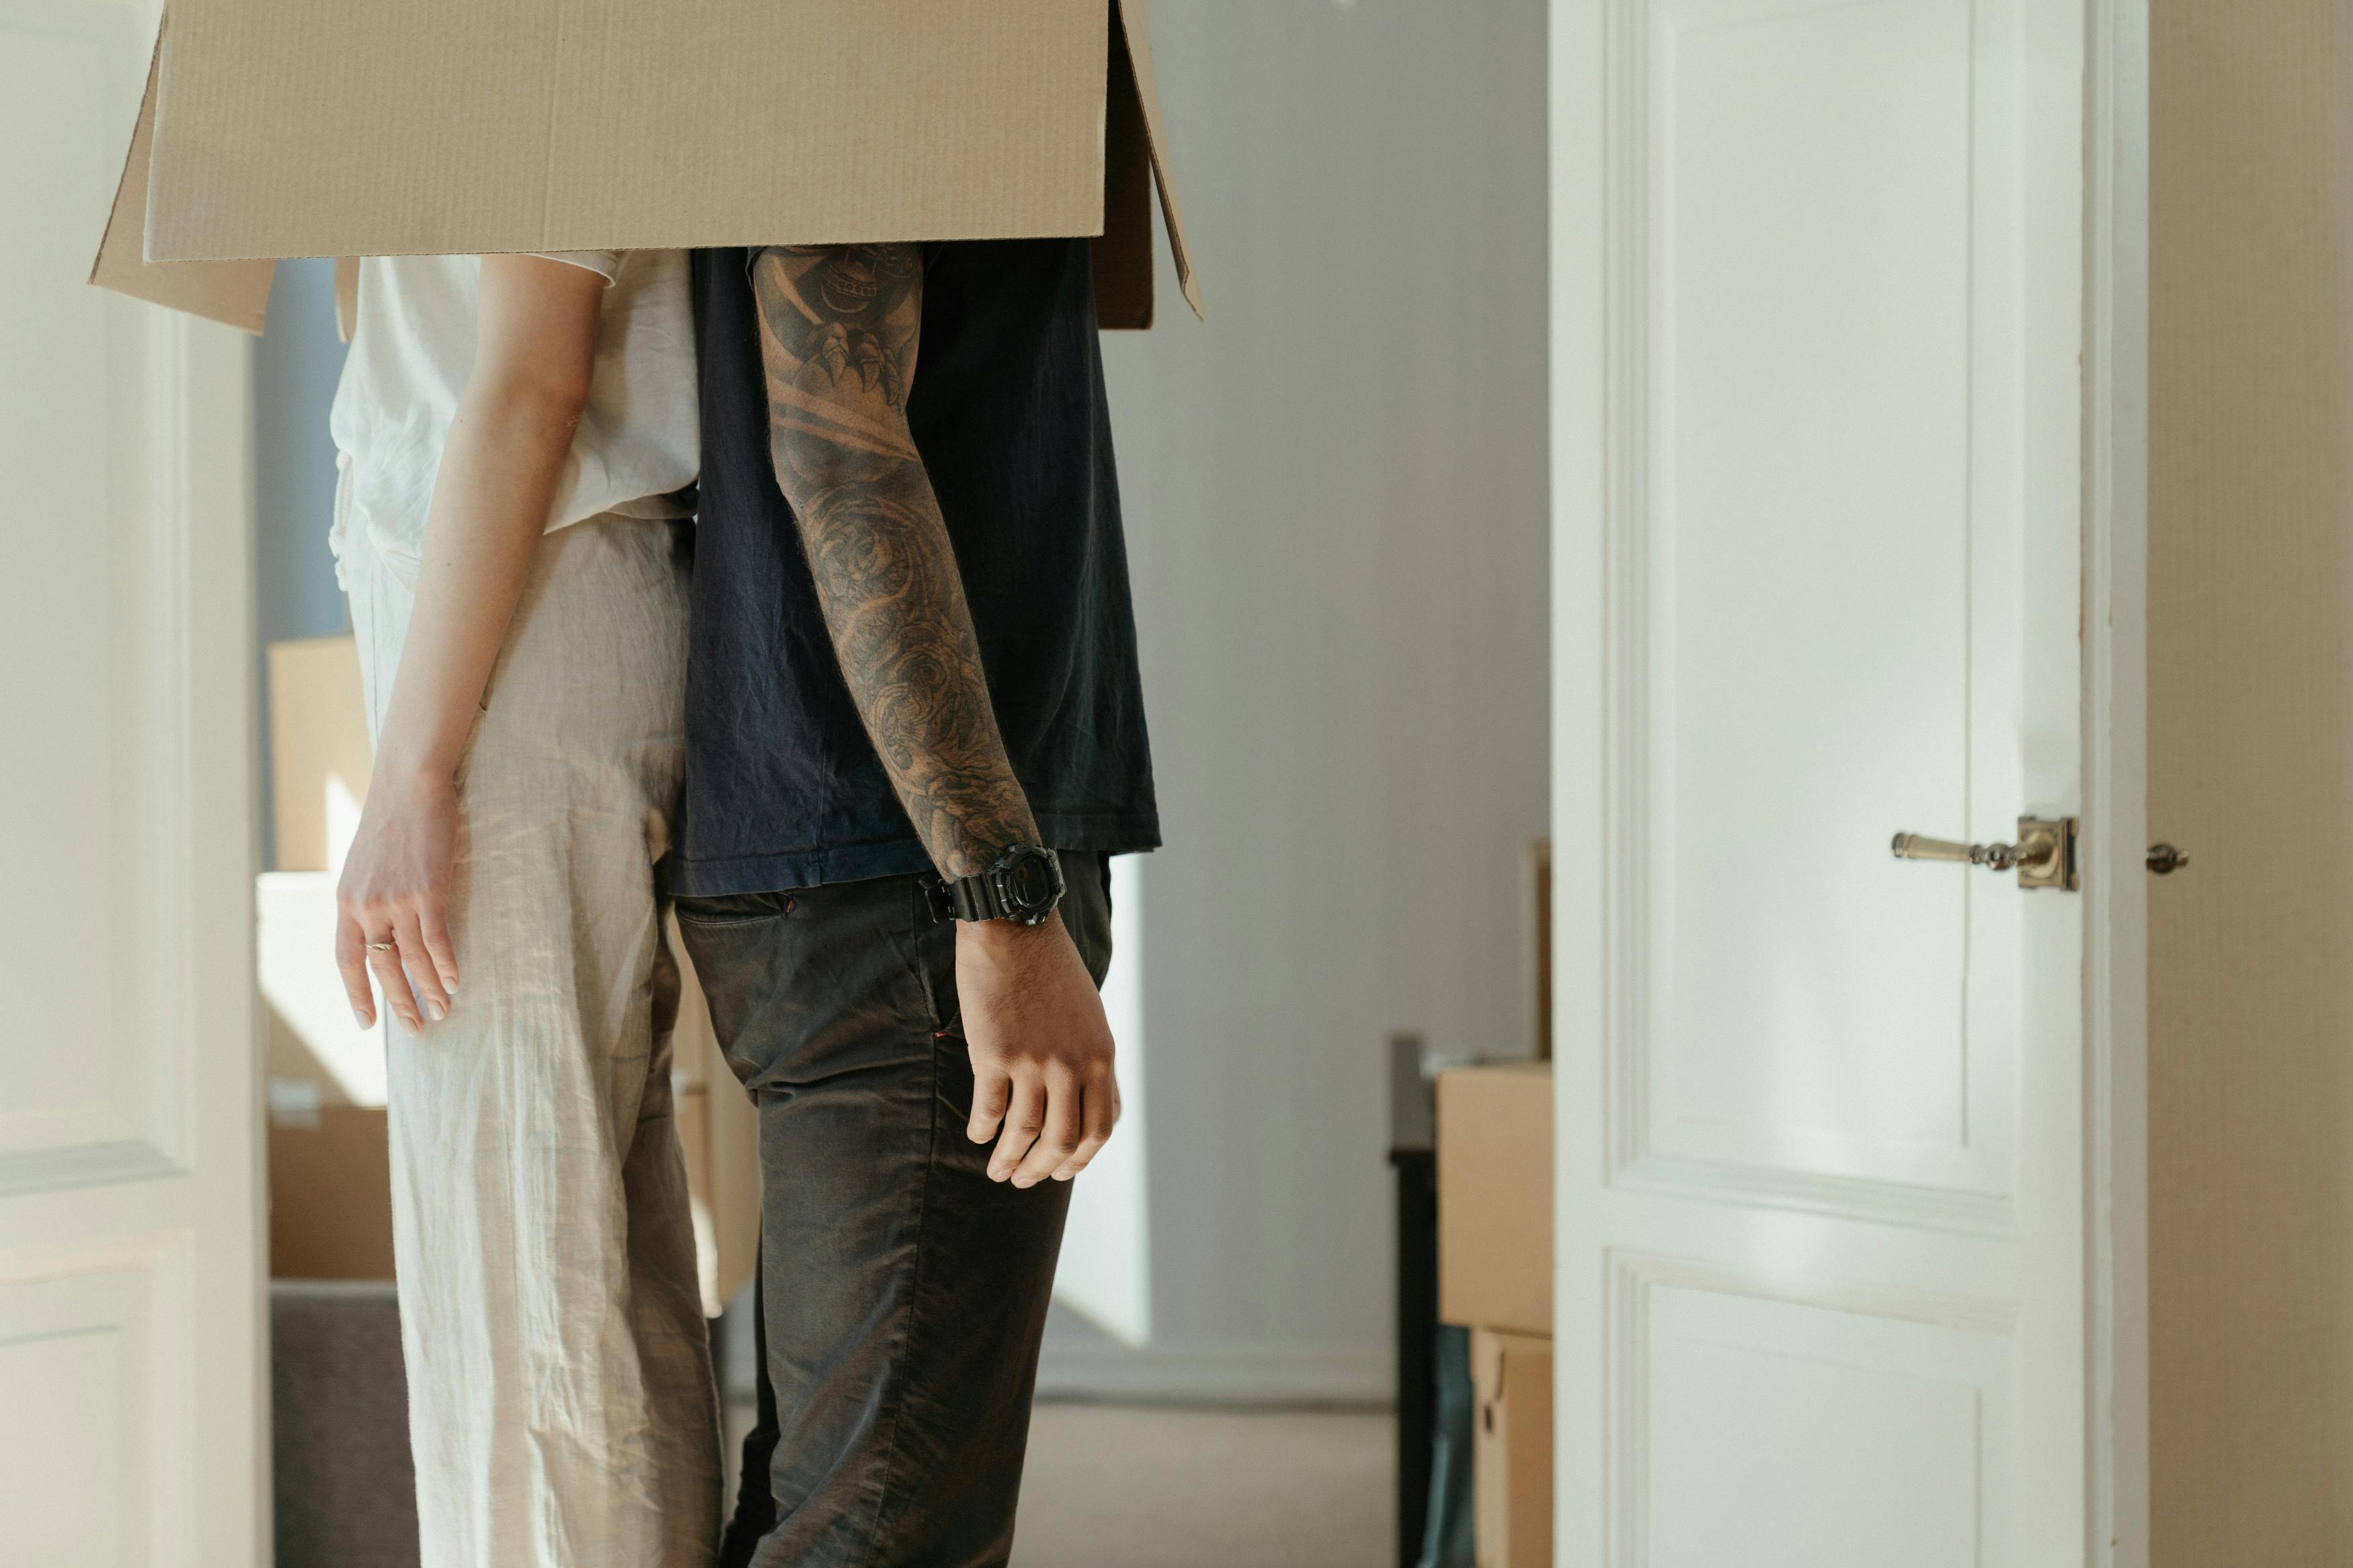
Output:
[
  {"xmin": 1114, "ymin": 0, "xmax": 1203, "ymax": 321},
  {"xmin": 87, "ymin": 26, "xmax": 274, "ymax": 335}
]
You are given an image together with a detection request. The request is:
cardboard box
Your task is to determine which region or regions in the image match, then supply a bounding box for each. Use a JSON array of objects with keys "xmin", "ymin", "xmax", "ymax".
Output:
[
  {"xmin": 1472, "ymin": 1329, "xmax": 1553, "ymax": 1568},
  {"xmin": 270, "ymin": 1106, "xmax": 397, "ymax": 1280},
  {"xmin": 92, "ymin": 0, "xmax": 1198, "ymax": 333},
  {"xmin": 267, "ymin": 636, "xmax": 373, "ymax": 876},
  {"xmin": 1437, "ymin": 1063, "xmax": 1552, "ymax": 1337}
]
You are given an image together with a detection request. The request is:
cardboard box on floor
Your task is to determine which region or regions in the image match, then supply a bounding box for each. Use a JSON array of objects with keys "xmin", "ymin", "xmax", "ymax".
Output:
[
  {"xmin": 91, "ymin": 0, "xmax": 1197, "ymax": 335},
  {"xmin": 1439, "ymin": 1067, "xmax": 1553, "ymax": 1568},
  {"xmin": 1472, "ymin": 1329, "xmax": 1552, "ymax": 1568},
  {"xmin": 1436, "ymin": 1063, "xmax": 1553, "ymax": 1337}
]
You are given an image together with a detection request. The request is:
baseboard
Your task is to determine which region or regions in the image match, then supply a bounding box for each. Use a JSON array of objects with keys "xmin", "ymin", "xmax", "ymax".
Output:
[{"xmin": 1034, "ymin": 1340, "xmax": 1394, "ymax": 1407}]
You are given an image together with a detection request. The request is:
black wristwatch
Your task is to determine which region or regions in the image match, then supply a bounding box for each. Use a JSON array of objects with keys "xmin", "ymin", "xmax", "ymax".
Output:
[{"xmin": 924, "ymin": 844, "xmax": 1066, "ymax": 926}]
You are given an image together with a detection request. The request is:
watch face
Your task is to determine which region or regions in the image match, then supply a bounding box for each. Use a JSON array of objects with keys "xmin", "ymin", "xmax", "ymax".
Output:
[{"xmin": 1000, "ymin": 849, "xmax": 1061, "ymax": 915}]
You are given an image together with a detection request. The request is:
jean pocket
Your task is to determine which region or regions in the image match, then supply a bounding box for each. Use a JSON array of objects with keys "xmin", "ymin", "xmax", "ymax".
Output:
[{"xmin": 674, "ymin": 891, "xmax": 796, "ymax": 928}]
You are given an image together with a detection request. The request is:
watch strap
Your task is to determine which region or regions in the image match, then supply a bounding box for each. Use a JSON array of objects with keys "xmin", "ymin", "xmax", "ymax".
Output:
[{"xmin": 923, "ymin": 845, "xmax": 1064, "ymax": 925}]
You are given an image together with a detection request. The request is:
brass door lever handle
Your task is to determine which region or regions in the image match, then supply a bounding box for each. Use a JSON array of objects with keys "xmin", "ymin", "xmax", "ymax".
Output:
[
  {"xmin": 1890, "ymin": 831, "xmax": 2026, "ymax": 870},
  {"xmin": 1891, "ymin": 816, "xmax": 2080, "ymax": 891}
]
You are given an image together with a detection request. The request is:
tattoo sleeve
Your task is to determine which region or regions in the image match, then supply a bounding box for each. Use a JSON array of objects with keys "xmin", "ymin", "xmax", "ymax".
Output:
[{"xmin": 750, "ymin": 244, "xmax": 1039, "ymax": 880}]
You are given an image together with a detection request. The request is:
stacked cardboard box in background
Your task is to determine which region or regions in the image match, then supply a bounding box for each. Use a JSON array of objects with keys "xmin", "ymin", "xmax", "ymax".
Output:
[{"xmin": 1437, "ymin": 1063, "xmax": 1554, "ymax": 1568}]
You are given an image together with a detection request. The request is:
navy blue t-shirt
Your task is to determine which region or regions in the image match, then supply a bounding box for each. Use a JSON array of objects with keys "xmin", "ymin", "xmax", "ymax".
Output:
[{"xmin": 671, "ymin": 239, "xmax": 1160, "ymax": 895}]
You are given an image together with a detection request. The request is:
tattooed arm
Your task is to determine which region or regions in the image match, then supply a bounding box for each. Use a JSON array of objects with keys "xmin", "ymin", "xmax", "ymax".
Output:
[
  {"xmin": 750, "ymin": 243, "xmax": 1034, "ymax": 878},
  {"xmin": 752, "ymin": 243, "xmax": 1117, "ymax": 1184}
]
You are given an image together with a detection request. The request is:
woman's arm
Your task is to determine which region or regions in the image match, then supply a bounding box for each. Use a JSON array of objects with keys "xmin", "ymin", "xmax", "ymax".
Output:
[{"xmin": 335, "ymin": 255, "xmax": 608, "ymax": 1032}]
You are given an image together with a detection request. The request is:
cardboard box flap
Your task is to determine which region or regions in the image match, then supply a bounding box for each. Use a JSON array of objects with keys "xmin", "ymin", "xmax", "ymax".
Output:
[
  {"xmin": 1091, "ymin": 12, "xmax": 1158, "ymax": 331},
  {"xmin": 88, "ymin": 34, "xmax": 274, "ymax": 335},
  {"xmin": 1111, "ymin": 0, "xmax": 1202, "ymax": 320}
]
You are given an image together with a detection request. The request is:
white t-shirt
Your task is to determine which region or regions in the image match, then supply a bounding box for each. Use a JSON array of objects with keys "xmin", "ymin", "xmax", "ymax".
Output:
[{"xmin": 328, "ymin": 250, "xmax": 697, "ymax": 587}]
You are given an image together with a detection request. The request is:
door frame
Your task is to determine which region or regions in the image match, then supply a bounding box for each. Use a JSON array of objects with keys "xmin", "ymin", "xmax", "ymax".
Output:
[
  {"xmin": 1544, "ymin": 0, "xmax": 2152, "ymax": 1562},
  {"xmin": 171, "ymin": 282, "xmax": 272, "ymax": 1568},
  {"xmin": 2079, "ymin": 0, "xmax": 2151, "ymax": 1561}
]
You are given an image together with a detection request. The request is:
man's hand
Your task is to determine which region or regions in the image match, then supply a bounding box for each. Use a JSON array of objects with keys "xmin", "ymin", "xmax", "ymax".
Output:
[{"xmin": 959, "ymin": 915, "xmax": 1120, "ymax": 1186}]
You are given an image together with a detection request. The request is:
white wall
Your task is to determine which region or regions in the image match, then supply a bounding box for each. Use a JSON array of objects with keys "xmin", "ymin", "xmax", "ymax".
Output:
[{"xmin": 1047, "ymin": 0, "xmax": 1551, "ymax": 1400}]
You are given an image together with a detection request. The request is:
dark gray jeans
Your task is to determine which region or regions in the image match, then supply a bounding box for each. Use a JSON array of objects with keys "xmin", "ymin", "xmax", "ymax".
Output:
[{"xmin": 676, "ymin": 853, "xmax": 1112, "ymax": 1568}]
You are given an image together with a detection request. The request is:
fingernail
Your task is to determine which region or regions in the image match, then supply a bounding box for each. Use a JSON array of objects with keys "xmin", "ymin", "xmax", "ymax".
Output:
[
  {"xmin": 425, "ymin": 1001, "xmax": 445, "ymax": 1023},
  {"xmin": 444, "ymin": 977, "xmax": 461, "ymax": 993},
  {"xmin": 1012, "ymin": 1176, "xmax": 1035, "ymax": 1189},
  {"xmin": 352, "ymin": 1008, "xmax": 370, "ymax": 1028}
]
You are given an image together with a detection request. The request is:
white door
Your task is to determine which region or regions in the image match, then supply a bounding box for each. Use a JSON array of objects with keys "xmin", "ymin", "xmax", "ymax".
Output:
[
  {"xmin": 0, "ymin": 4, "xmax": 266, "ymax": 1564},
  {"xmin": 1550, "ymin": 0, "xmax": 2146, "ymax": 1563}
]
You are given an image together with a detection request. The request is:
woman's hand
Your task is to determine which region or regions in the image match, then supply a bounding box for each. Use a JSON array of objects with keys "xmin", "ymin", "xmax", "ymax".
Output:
[{"xmin": 335, "ymin": 769, "xmax": 463, "ymax": 1032}]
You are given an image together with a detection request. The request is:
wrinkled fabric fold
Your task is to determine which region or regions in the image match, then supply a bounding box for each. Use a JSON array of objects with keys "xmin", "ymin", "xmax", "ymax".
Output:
[{"xmin": 346, "ymin": 513, "xmax": 719, "ymax": 1568}]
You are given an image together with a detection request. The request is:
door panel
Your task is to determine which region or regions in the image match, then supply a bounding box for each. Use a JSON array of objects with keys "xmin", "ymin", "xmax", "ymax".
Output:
[
  {"xmin": 0, "ymin": 5, "xmax": 138, "ymax": 1172},
  {"xmin": 1554, "ymin": 0, "xmax": 2096, "ymax": 1559},
  {"xmin": 1635, "ymin": 1272, "xmax": 2011, "ymax": 1568},
  {"xmin": 0, "ymin": 1, "xmax": 264, "ymax": 1561},
  {"xmin": 1644, "ymin": 0, "xmax": 2019, "ymax": 1207}
]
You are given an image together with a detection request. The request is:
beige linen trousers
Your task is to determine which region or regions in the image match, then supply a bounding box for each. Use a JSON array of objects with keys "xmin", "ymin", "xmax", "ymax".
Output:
[{"xmin": 344, "ymin": 513, "xmax": 720, "ymax": 1568}]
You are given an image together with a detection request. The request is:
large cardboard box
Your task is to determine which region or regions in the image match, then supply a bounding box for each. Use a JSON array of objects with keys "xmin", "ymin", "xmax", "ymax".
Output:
[
  {"xmin": 1472, "ymin": 1329, "xmax": 1553, "ymax": 1568},
  {"xmin": 92, "ymin": 0, "xmax": 1197, "ymax": 333},
  {"xmin": 1437, "ymin": 1063, "xmax": 1552, "ymax": 1337}
]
